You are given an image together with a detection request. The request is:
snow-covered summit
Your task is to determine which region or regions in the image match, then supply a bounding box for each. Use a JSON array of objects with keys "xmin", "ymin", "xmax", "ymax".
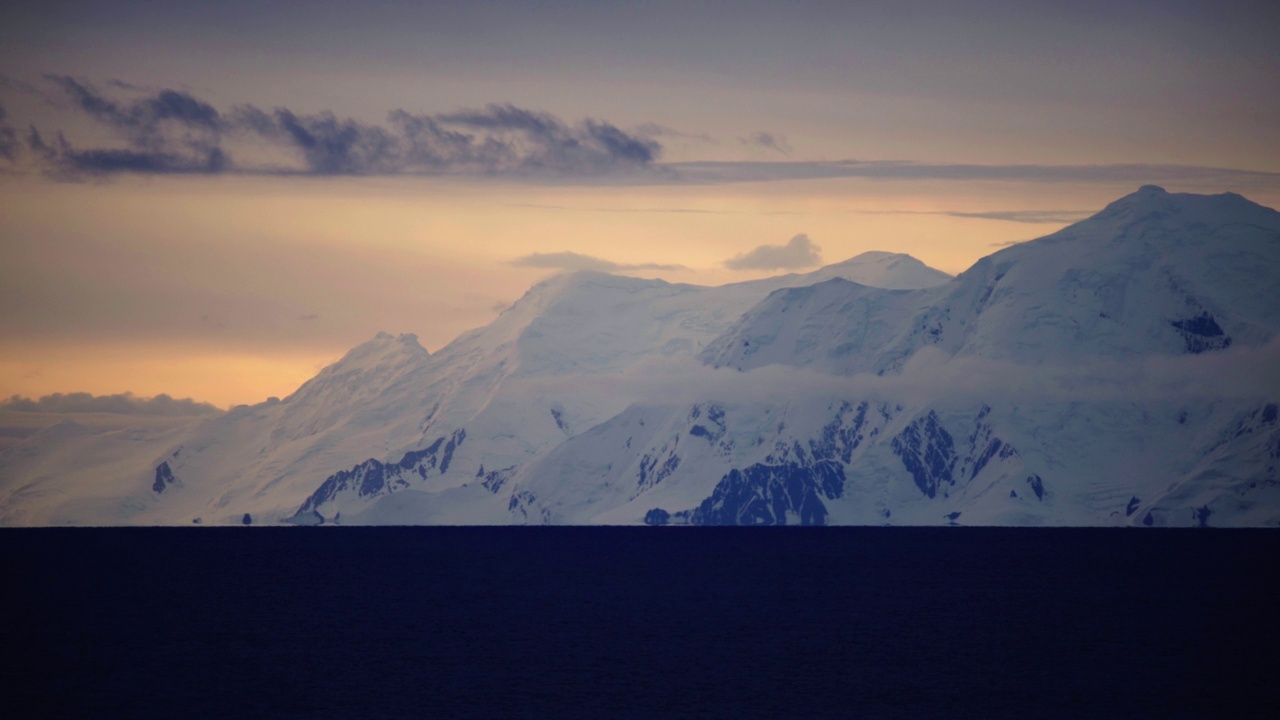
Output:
[
  {"xmin": 944, "ymin": 184, "xmax": 1280, "ymax": 362},
  {"xmin": 1089, "ymin": 184, "xmax": 1274, "ymax": 226},
  {"xmin": 802, "ymin": 251, "xmax": 953, "ymax": 289},
  {"xmin": 452, "ymin": 252, "xmax": 951, "ymax": 380},
  {"xmin": 287, "ymin": 332, "xmax": 429, "ymax": 403},
  {"xmin": 706, "ymin": 186, "xmax": 1280, "ymax": 374},
  {"xmin": 2, "ymin": 188, "xmax": 1276, "ymax": 527}
]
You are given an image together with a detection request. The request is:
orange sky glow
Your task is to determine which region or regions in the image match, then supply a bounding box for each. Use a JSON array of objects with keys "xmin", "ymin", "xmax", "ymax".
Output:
[{"xmin": 2, "ymin": 2, "xmax": 1278, "ymax": 408}]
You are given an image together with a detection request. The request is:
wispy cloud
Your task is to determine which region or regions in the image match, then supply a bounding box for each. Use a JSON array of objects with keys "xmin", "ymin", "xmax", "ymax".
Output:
[
  {"xmin": 633, "ymin": 123, "xmax": 715, "ymax": 145},
  {"xmin": 725, "ymin": 233, "xmax": 822, "ymax": 271},
  {"xmin": 858, "ymin": 208, "xmax": 1094, "ymax": 225},
  {"xmin": 668, "ymin": 160, "xmax": 1280, "ymax": 188},
  {"xmin": 510, "ymin": 251, "xmax": 686, "ymax": 273},
  {"xmin": 739, "ymin": 131, "xmax": 791, "ymax": 155},
  {"xmin": 943, "ymin": 210, "xmax": 1093, "ymax": 224}
]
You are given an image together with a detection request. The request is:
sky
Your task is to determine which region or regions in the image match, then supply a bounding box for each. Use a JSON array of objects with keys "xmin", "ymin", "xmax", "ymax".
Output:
[{"xmin": 1, "ymin": 0, "xmax": 1278, "ymax": 408}]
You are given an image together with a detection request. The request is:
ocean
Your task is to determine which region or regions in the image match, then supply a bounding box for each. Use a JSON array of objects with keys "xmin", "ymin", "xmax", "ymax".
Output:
[{"xmin": 5, "ymin": 526, "xmax": 1277, "ymax": 718}]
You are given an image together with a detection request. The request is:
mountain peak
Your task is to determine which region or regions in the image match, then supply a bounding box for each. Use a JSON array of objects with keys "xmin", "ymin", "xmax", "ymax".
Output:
[
  {"xmin": 358, "ymin": 332, "xmax": 427, "ymax": 356},
  {"xmin": 286, "ymin": 332, "xmax": 429, "ymax": 400},
  {"xmin": 806, "ymin": 251, "xmax": 951, "ymax": 289},
  {"xmin": 502, "ymin": 270, "xmax": 685, "ymax": 323},
  {"xmin": 1095, "ymin": 184, "xmax": 1275, "ymax": 222},
  {"xmin": 1094, "ymin": 184, "xmax": 1178, "ymax": 217},
  {"xmin": 828, "ymin": 251, "xmax": 913, "ymax": 265}
]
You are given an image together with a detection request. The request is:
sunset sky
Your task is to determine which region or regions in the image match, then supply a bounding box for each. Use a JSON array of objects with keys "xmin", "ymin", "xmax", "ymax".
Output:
[{"xmin": 2, "ymin": 0, "xmax": 1278, "ymax": 408}]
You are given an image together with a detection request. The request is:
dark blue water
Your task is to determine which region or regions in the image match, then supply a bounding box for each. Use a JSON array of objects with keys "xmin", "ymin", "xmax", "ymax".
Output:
[{"xmin": 4, "ymin": 527, "xmax": 1277, "ymax": 718}]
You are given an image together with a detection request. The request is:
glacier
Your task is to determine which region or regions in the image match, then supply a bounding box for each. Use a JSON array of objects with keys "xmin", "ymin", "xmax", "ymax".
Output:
[{"xmin": 1, "ymin": 186, "xmax": 1277, "ymax": 527}]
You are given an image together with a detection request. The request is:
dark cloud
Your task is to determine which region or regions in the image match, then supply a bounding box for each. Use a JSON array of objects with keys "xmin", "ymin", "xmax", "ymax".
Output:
[
  {"xmin": 0, "ymin": 129, "xmax": 15, "ymax": 162},
  {"xmin": 27, "ymin": 128, "xmax": 226, "ymax": 176},
  {"xmin": 441, "ymin": 104, "xmax": 560, "ymax": 135},
  {"xmin": 23, "ymin": 79, "xmax": 663, "ymax": 179},
  {"xmin": 243, "ymin": 102, "xmax": 660, "ymax": 176},
  {"xmin": 510, "ymin": 251, "xmax": 685, "ymax": 273},
  {"xmin": 269, "ymin": 109, "xmax": 397, "ymax": 175},
  {"xmin": 46, "ymin": 75, "xmax": 222, "ymax": 140},
  {"xmin": 59, "ymin": 145, "xmax": 227, "ymax": 175},
  {"xmin": 25, "ymin": 126, "xmax": 57, "ymax": 163},
  {"xmin": 725, "ymin": 233, "xmax": 822, "ymax": 270},
  {"xmin": 587, "ymin": 120, "xmax": 655, "ymax": 162},
  {"xmin": 144, "ymin": 90, "xmax": 221, "ymax": 130},
  {"xmin": 388, "ymin": 109, "xmax": 504, "ymax": 172},
  {"xmin": 740, "ymin": 131, "xmax": 791, "ymax": 155},
  {"xmin": 435, "ymin": 103, "xmax": 661, "ymax": 172},
  {"xmin": 0, "ymin": 101, "xmax": 18, "ymax": 162},
  {"xmin": 35, "ymin": 76, "xmax": 227, "ymax": 176},
  {"xmin": 48, "ymin": 75, "xmax": 119, "ymax": 121},
  {"xmin": 2, "ymin": 392, "xmax": 222, "ymax": 416},
  {"xmin": 226, "ymin": 104, "xmax": 275, "ymax": 135},
  {"xmin": 21, "ymin": 77, "xmax": 1280, "ymax": 190}
]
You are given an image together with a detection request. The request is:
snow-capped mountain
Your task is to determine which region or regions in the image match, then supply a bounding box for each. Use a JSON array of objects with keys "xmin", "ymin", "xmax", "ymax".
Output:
[
  {"xmin": 703, "ymin": 185, "xmax": 1280, "ymax": 374},
  {"xmin": 0, "ymin": 253, "xmax": 950, "ymax": 526},
  {"xmin": 2, "ymin": 186, "xmax": 1277, "ymax": 527}
]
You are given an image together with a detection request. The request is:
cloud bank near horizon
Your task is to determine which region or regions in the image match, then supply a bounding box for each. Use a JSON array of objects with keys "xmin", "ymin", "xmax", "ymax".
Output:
[
  {"xmin": 1, "ymin": 391, "xmax": 222, "ymax": 416},
  {"xmin": 668, "ymin": 160, "xmax": 1280, "ymax": 190}
]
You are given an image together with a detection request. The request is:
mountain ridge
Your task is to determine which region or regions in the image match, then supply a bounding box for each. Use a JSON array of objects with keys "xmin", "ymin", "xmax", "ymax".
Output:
[{"xmin": 2, "ymin": 188, "xmax": 1277, "ymax": 527}]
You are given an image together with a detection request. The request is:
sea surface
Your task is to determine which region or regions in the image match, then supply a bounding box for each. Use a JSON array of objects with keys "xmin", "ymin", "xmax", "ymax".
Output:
[{"xmin": 5, "ymin": 527, "xmax": 1277, "ymax": 718}]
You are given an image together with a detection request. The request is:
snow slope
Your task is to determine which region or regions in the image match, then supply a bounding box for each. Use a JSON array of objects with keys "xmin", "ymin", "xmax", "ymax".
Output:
[
  {"xmin": 706, "ymin": 186, "xmax": 1280, "ymax": 374},
  {"xmin": 3, "ymin": 187, "xmax": 1276, "ymax": 527},
  {"xmin": 504, "ymin": 187, "xmax": 1280, "ymax": 528},
  {"xmin": 0, "ymin": 253, "xmax": 950, "ymax": 525}
]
